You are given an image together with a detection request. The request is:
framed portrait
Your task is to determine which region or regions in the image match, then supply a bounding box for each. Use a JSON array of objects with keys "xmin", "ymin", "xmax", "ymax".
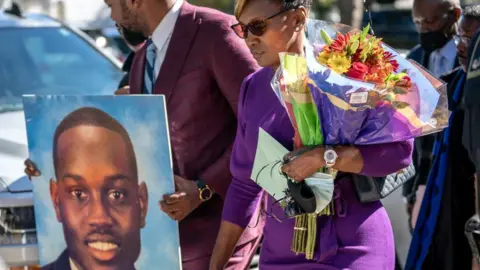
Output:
[{"xmin": 22, "ymin": 95, "xmax": 181, "ymax": 270}]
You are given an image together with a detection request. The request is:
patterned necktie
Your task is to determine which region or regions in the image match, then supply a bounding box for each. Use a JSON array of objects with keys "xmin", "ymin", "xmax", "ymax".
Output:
[{"xmin": 144, "ymin": 39, "xmax": 157, "ymax": 94}]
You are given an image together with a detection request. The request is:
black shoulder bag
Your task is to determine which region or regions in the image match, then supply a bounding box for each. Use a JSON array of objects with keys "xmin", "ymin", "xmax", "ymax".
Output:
[{"xmin": 351, "ymin": 164, "xmax": 416, "ymax": 203}]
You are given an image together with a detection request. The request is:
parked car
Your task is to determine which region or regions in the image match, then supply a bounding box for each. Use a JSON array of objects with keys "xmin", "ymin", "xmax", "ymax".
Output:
[
  {"xmin": 0, "ymin": 9, "xmax": 123, "ymax": 268},
  {"xmin": 78, "ymin": 6, "xmax": 131, "ymax": 62},
  {"xmin": 361, "ymin": 5, "xmax": 418, "ymax": 50}
]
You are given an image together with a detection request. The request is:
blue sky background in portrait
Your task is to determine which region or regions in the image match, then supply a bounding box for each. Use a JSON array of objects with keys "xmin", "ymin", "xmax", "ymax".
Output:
[{"xmin": 22, "ymin": 95, "xmax": 180, "ymax": 270}]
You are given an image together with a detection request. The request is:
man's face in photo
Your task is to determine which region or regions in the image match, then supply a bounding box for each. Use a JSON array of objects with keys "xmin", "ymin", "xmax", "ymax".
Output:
[{"xmin": 50, "ymin": 125, "xmax": 148, "ymax": 270}]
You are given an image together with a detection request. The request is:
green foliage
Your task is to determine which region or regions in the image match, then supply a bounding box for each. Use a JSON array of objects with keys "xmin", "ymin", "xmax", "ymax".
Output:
[{"xmin": 320, "ymin": 29, "xmax": 333, "ymax": 45}]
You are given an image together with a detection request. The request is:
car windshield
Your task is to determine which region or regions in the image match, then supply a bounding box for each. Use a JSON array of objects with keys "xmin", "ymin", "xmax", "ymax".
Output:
[{"xmin": 0, "ymin": 26, "xmax": 123, "ymax": 113}]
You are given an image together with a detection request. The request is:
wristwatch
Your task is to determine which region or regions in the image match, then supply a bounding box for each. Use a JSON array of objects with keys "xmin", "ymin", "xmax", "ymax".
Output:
[
  {"xmin": 324, "ymin": 146, "xmax": 338, "ymax": 168},
  {"xmin": 196, "ymin": 179, "xmax": 213, "ymax": 202}
]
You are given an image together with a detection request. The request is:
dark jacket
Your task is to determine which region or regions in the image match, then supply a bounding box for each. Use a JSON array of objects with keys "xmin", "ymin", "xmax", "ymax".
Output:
[
  {"xmin": 42, "ymin": 249, "xmax": 70, "ymax": 270},
  {"xmin": 118, "ymin": 52, "xmax": 135, "ymax": 89},
  {"xmin": 463, "ymin": 30, "xmax": 480, "ymax": 174},
  {"xmin": 420, "ymin": 67, "xmax": 476, "ymax": 270},
  {"xmin": 128, "ymin": 2, "xmax": 262, "ymax": 265},
  {"xmin": 402, "ymin": 45, "xmax": 460, "ymax": 205},
  {"xmin": 41, "ymin": 249, "xmax": 137, "ymax": 270}
]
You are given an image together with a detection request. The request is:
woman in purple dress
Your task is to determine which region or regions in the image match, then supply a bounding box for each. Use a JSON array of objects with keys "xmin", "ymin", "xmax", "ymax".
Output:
[{"xmin": 209, "ymin": 0, "xmax": 413, "ymax": 269}]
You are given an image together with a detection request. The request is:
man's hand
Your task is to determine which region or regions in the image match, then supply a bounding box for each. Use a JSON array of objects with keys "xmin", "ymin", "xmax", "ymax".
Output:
[
  {"xmin": 406, "ymin": 201, "xmax": 414, "ymax": 217},
  {"xmin": 115, "ymin": 86, "xmax": 130, "ymax": 95},
  {"xmin": 411, "ymin": 185, "xmax": 426, "ymax": 230},
  {"xmin": 159, "ymin": 175, "xmax": 202, "ymax": 221},
  {"xmin": 24, "ymin": 159, "xmax": 41, "ymax": 180}
]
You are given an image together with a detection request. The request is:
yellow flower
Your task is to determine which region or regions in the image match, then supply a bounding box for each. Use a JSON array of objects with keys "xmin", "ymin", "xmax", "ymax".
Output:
[
  {"xmin": 327, "ymin": 53, "xmax": 351, "ymax": 74},
  {"xmin": 317, "ymin": 51, "xmax": 331, "ymax": 65}
]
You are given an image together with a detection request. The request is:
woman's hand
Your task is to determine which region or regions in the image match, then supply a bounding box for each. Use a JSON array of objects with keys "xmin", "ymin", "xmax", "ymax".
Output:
[
  {"xmin": 24, "ymin": 159, "xmax": 41, "ymax": 180},
  {"xmin": 281, "ymin": 147, "xmax": 326, "ymax": 182},
  {"xmin": 209, "ymin": 221, "xmax": 245, "ymax": 270}
]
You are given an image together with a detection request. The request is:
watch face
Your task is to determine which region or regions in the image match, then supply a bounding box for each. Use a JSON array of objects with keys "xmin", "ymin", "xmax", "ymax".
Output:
[
  {"xmin": 201, "ymin": 188, "xmax": 212, "ymax": 201},
  {"xmin": 325, "ymin": 150, "xmax": 336, "ymax": 161}
]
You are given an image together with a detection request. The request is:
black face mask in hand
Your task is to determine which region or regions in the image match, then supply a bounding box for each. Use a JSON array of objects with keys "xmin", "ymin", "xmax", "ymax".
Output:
[{"xmin": 419, "ymin": 30, "xmax": 451, "ymax": 53}]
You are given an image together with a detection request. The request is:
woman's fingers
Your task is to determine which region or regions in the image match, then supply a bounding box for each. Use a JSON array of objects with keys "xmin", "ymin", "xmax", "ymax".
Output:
[{"xmin": 282, "ymin": 155, "xmax": 323, "ymax": 182}]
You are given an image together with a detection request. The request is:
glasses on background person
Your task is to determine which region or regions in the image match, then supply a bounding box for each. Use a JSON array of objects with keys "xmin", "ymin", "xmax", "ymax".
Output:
[{"xmin": 454, "ymin": 34, "xmax": 472, "ymax": 46}]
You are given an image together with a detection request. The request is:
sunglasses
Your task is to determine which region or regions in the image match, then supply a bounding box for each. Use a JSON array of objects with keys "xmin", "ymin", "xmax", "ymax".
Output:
[{"xmin": 231, "ymin": 9, "xmax": 291, "ymax": 39}]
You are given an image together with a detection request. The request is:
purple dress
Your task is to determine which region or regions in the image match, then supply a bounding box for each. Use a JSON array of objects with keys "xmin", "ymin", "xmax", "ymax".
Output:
[{"xmin": 222, "ymin": 68, "xmax": 413, "ymax": 269}]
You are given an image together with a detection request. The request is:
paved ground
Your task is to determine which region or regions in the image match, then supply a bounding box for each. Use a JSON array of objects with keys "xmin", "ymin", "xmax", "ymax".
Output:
[{"xmin": 382, "ymin": 187, "xmax": 412, "ymax": 269}]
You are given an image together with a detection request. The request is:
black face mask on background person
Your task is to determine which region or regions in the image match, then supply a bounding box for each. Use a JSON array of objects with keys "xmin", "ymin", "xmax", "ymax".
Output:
[
  {"xmin": 117, "ymin": 24, "xmax": 147, "ymax": 47},
  {"xmin": 419, "ymin": 14, "xmax": 455, "ymax": 53},
  {"xmin": 419, "ymin": 30, "xmax": 451, "ymax": 53}
]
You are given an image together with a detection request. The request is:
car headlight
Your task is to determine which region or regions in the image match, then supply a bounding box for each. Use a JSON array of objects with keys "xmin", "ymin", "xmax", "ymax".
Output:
[{"xmin": 0, "ymin": 206, "xmax": 37, "ymax": 245}]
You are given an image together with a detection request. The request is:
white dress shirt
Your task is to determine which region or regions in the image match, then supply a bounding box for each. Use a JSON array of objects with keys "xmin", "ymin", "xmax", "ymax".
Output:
[
  {"xmin": 150, "ymin": 0, "xmax": 184, "ymax": 77},
  {"xmin": 70, "ymin": 258, "xmax": 81, "ymax": 270},
  {"xmin": 428, "ymin": 39, "xmax": 457, "ymax": 77}
]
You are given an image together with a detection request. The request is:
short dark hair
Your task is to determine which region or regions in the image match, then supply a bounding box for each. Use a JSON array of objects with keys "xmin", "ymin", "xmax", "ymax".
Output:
[
  {"xmin": 235, "ymin": 0, "xmax": 312, "ymax": 18},
  {"xmin": 463, "ymin": 5, "xmax": 480, "ymax": 21},
  {"xmin": 52, "ymin": 107, "xmax": 138, "ymax": 180}
]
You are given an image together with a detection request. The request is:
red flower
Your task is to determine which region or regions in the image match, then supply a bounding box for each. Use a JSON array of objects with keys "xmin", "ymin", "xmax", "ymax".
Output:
[
  {"xmin": 330, "ymin": 32, "xmax": 350, "ymax": 52},
  {"xmin": 383, "ymin": 51, "xmax": 399, "ymax": 72},
  {"xmin": 346, "ymin": 62, "xmax": 369, "ymax": 79},
  {"xmin": 395, "ymin": 75, "xmax": 412, "ymax": 88}
]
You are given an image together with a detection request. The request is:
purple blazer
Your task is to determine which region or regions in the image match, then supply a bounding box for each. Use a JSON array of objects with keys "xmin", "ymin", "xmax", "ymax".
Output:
[{"xmin": 129, "ymin": 2, "xmax": 262, "ymax": 264}]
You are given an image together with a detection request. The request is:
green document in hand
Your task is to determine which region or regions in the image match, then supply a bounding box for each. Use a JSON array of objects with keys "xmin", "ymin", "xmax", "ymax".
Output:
[{"xmin": 251, "ymin": 128, "xmax": 289, "ymax": 201}]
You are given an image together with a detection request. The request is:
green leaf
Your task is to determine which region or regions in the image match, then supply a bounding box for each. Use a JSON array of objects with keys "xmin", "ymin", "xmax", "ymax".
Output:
[
  {"xmin": 393, "ymin": 87, "xmax": 409, "ymax": 94},
  {"xmin": 396, "ymin": 72, "xmax": 408, "ymax": 79},
  {"xmin": 349, "ymin": 33, "xmax": 360, "ymax": 43},
  {"xmin": 290, "ymin": 96, "xmax": 324, "ymax": 146},
  {"xmin": 320, "ymin": 29, "xmax": 333, "ymax": 45},
  {"xmin": 360, "ymin": 24, "xmax": 370, "ymax": 43},
  {"xmin": 384, "ymin": 73, "xmax": 393, "ymax": 83},
  {"xmin": 393, "ymin": 101, "xmax": 410, "ymax": 109},
  {"xmin": 360, "ymin": 43, "xmax": 370, "ymax": 61},
  {"xmin": 349, "ymin": 40, "xmax": 359, "ymax": 54}
]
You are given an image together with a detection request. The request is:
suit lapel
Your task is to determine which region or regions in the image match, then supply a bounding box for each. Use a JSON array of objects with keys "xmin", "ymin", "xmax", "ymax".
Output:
[
  {"xmin": 153, "ymin": 2, "xmax": 200, "ymax": 102},
  {"xmin": 129, "ymin": 45, "xmax": 147, "ymax": 95},
  {"xmin": 54, "ymin": 249, "xmax": 72, "ymax": 270}
]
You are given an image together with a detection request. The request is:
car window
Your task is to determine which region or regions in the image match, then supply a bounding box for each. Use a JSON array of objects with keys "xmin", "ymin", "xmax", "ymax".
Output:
[
  {"xmin": 0, "ymin": 26, "xmax": 123, "ymax": 113},
  {"xmin": 362, "ymin": 10, "xmax": 418, "ymax": 50}
]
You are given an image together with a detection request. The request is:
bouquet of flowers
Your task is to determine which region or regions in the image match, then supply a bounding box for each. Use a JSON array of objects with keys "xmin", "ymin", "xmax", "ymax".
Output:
[{"xmin": 269, "ymin": 20, "xmax": 448, "ymax": 259}]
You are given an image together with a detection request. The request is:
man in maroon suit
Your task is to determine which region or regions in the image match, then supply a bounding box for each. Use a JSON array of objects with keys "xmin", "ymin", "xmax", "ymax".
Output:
[{"xmin": 104, "ymin": 0, "xmax": 262, "ymax": 269}]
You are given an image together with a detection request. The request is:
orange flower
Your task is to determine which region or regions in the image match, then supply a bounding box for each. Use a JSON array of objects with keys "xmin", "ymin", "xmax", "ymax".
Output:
[{"xmin": 329, "ymin": 32, "xmax": 350, "ymax": 52}]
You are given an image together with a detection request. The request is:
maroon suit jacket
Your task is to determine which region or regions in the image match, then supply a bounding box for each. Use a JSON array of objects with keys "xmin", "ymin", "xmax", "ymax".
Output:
[{"xmin": 129, "ymin": 2, "xmax": 262, "ymax": 264}]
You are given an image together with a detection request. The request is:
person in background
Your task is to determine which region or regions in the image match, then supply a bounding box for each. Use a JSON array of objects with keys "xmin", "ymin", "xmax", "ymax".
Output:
[
  {"xmin": 116, "ymin": 25, "xmax": 147, "ymax": 89},
  {"xmin": 463, "ymin": 25, "xmax": 480, "ymax": 270},
  {"xmin": 403, "ymin": 0, "xmax": 461, "ymax": 231},
  {"xmin": 338, "ymin": 0, "xmax": 364, "ymax": 29},
  {"xmin": 405, "ymin": 5, "xmax": 480, "ymax": 270},
  {"xmin": 104, "ymin": 0, "xmax": 261, "ymax": 269}
]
